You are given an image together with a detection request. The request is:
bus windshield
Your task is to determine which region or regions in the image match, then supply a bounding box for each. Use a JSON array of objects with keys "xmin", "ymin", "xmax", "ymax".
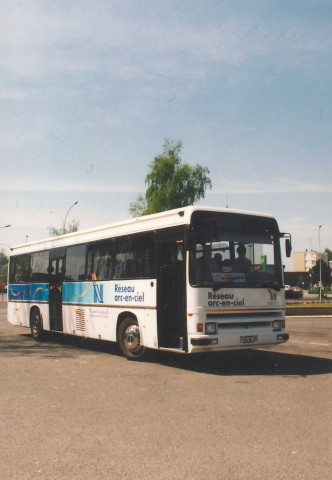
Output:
[{"xmin": 189, "ymin": 211, "xmax": 283, "ymax": 289}]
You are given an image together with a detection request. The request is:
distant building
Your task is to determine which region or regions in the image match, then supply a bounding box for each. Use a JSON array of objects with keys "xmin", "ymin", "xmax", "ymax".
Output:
[{"xmin": 293, "ymin": 250, "xmax": 328, "ymax": 272}]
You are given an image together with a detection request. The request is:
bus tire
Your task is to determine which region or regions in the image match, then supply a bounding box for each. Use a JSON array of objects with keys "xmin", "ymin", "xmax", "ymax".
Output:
[
  {"xmin": 31, "ymin": 309, "xmax": 43, "ymax": 341},
  {"xmin": 117, "ymin": 317, "xmax": 146, "ymax": 360}
]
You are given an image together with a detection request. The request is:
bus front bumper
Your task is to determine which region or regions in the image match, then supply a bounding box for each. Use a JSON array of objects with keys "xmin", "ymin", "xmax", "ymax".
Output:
[{"xmin": 188, "ymin": 332, "xmax": 289, "ymax": 353}]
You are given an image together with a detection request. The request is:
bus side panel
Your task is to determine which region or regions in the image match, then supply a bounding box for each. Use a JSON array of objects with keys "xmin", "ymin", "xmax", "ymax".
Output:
[
  {"xmin": 37, "ymin": 303, "xmax": 50, "ymax": 331},
  {"xmin": 7, "ymin": 300, "xmax": 30, "ymax": 327},
  {"xmin": 8, "ymin": 283, "xmax": 50, "ymax": 329},
  {"xmin": 62, "ymin": 304, "xmax": 158, "ymax": 348},
  {"xmin": 8, "ymin": 301, "xmax": 50, "ymax": 330},
  {"xmin": 62, "ymin": 304, "xmax": 80, "ymax": 336},
  {"xmin": 61, "ymin": 280, "xmax": 158, "ymax": 347},
  {"xmin": 62, "ymin": 304, "xmax": 118, "ymax": 340},
  {"xmin": 140, "ymin": 309, "xmax": 158, "ymax": 349}
]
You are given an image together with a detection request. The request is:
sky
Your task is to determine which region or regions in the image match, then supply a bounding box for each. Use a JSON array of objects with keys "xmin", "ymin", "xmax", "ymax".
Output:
[{"xmin": 1, "ymin": 0, "xmax": 331, "ymax": 271}]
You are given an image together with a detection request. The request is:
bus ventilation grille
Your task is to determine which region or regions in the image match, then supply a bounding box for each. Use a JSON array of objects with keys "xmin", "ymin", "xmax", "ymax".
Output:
[{"xmin": 76, "ymin": 309, "xmax": 86, "ymax": 332}]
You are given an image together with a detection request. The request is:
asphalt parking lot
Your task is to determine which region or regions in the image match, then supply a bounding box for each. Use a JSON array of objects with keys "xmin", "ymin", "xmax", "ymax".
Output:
[{"xmin": 1, "ymin": 301, "xmax": 331, "ymax": 480}]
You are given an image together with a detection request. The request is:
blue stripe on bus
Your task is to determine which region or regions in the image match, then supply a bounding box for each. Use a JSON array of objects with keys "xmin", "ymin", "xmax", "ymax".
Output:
[
  {"xmin": 62, "ymin": 282, "xmax": 102, "ymax": 304},
  {"xmin": 8, "ymin": 284, "xmax": 49, "ymax": 302},
  {"xmin": 9, "ymin": 282, "xmax": 110, "ymax": 305}
]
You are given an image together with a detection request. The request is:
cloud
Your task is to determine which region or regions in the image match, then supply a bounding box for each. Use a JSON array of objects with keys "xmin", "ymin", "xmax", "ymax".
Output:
[
  {"xmin": 2, "ymin": 2, "xmax": 331, "ymax": 86},
  {"xmin": 0, "ymin": 173, "xmax": 139, "ymax": 194},
  {"xmin": 210, "ymin": 177, "xmax": 331, "ymax": 195}
]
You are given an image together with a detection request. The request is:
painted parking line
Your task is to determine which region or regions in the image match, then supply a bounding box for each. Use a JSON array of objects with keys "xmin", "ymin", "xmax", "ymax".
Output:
[{"xmin": 290, "ymin": 340, "xmax": 330, "ymax": 346}]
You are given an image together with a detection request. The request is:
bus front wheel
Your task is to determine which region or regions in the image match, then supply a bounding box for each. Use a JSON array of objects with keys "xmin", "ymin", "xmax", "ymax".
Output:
[
  {"xmin": 31, "ymin": 309, "xmax": 43, "ymax": 341},
  {"xmin": 117, "ymin": 317, "xmax": 146, "ymax": 360}
]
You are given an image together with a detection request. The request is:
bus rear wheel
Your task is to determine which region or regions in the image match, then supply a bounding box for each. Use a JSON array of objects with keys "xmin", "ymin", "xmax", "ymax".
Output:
[
  {"xmin": 31, "ymin": 309, "xmax": 43, "ymax": 341},
  {"xmin": 118, "ymin": 317, "xmax": 146, "ymax": 360}
]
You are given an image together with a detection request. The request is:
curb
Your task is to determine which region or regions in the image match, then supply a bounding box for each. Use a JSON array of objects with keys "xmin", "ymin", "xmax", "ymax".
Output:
[
  {"xmin": 286, "ymin": 306, "xmax": 332, "ymax": 316},
  {"xmin": 286, "ymin": 315, "xmax": 332, "ymax": 319}
]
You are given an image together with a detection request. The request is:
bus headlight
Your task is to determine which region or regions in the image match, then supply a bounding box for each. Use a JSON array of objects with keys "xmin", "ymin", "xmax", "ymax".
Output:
[
  {"xmin": 205, "ymin": 322, "xmax": 217, "ymax": 334},
  {"xmin": 272, "ymin": 320, "xmax": 281, "ymax": 331}
]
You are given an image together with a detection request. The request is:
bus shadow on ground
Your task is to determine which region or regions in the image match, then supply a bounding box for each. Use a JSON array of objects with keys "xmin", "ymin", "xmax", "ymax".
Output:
[
  {"xmin": 0, "ymin": 331, "xmax": 120, "ymax": 359},
  {"xmin": 1, "ymin": 331, "xmax": 331, "ymax": 377},
  {"xmin": 155, "ymin": 349, "xmax": 332, "ymax": 377}
]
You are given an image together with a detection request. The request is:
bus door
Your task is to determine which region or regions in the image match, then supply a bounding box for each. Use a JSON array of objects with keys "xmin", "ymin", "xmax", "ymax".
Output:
[
  {"xmin": 49, "ymin": 248, "xmax": 66, "ymax": 331},
  {"xmin": 156, "ymin": 227, "xmax": 187, "ymax": 350}
]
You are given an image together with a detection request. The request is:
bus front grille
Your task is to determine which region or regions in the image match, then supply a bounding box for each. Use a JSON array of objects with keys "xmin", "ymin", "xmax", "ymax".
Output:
[
  {"xmin": 217, "ymin": 321, "xmax": 270, "ymax": 330},
  {"xmin": 207, "ymin": 311, "xmax": 283, "ymax": 331}
]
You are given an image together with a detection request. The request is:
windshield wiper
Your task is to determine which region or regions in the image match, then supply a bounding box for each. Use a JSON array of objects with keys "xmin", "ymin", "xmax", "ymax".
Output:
[
  {"xmin": 212, "ymin": 279, "xmax": 247, "ymax": 291},
  {"xmin": 213, "ymin": 283, "xmax": 225, "ymax": 292},
  {"xmin": 257, "ymin": 280, "xmax": 281, "ymax": 291}
]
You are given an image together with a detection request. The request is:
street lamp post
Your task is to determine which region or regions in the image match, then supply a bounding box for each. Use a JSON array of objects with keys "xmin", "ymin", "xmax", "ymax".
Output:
[
  {"xmin": 50, "ymin": 202, "xmax": 78, "ymax": 234},
  {"xmin": 318, "ymin": 225, "xmax": 322, "ymax": 302},
  {"xmin": 64, "ymin": 201, "xmax": 78, "ymax": 232}
]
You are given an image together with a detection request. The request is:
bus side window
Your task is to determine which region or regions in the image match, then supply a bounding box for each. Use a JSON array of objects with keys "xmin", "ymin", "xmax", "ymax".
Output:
[
  {"xmin": 9, "ymin": 257, "xmax": 16, "ymax": 284},
  {"xmin": 30, "ymin": 251, "xmax": 49, "ymax": 282},
  {"xmin": 114, "ymin": 233, "xmax": 156, "ymax": 279},
  {"xmin": 65, "ymin": 245, "xmax": 87, "ymax": 282},
  {"xmin": 114, "ymin": 236, "xmax": 134, "ymax": 279},
  {"xmin": 11, "ymin": 254, "xmax": 30, "ymax": 283},
  {"xmin": 87, "ymin": 240, "xmax": 114, "ymax": 281}
]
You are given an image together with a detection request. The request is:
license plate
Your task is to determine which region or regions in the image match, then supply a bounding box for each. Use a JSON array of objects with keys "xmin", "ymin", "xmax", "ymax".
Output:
[{"xmin": 241, "ymin": 335, "xmax": 258, "ymax": 344}]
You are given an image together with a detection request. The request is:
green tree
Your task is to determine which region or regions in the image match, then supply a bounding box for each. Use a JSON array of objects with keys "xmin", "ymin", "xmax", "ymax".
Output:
[
  {"xmin": 308, "ymin": 260, "xmax": 331, "ymax": 287},
  {"xmin": 325, "ymin": 248, "xmax": 332, "ymax": 262},
  {"xmin": 48, "ymin": 219, "xmax": 79, "ymax": 237},
  {"xmin": 0, "ymin": 251, "xmax": 8, "ymax": 284},
  {"xmin": 0, "ymin": 251, "xmax": 8, "ymax": 268},
  {"xmin": 130, "ymin": 139, "xmax": 212, "ymax": 216}
]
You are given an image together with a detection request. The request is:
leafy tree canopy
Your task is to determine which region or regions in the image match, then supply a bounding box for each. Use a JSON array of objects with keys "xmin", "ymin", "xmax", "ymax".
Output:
[
  {"xmin": 48, "ymin": 219, "xmax": 79, "ymax": 237},
  {"xmin": 130, "ymin": 139, "xmax": 212, "ymax": 217},
  {"xmin": 308, "ymin": 259, "xmax": 331, "ymax": 287},
  {"xmin": 0, "ymin": 251, "xmax": 8, "ymax": 284},
  {"xmin": 0, "ymin": 251, "xmax": 8, "ymax": 267},
  {"xmin": 324, "ymin": 248, "xmax": 332, "ymax": 262}
]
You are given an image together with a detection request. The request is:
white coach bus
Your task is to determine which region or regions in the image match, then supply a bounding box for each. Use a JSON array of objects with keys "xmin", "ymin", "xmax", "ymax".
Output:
[{"xmin": 7, "ymin": 206, "xmax": 291, "ymax": 359}]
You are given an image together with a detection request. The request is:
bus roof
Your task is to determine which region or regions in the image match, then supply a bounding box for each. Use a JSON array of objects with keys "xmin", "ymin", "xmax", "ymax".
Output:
[{"xmin": 10, "ymin": 206, "xmax": 276, "ymax": 255}]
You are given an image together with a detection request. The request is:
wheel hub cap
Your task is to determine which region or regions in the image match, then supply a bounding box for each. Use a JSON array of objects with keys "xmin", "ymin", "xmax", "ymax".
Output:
[{"xmin": 124, "ymin": 325, "xmax": 141, "ymax": 353}]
